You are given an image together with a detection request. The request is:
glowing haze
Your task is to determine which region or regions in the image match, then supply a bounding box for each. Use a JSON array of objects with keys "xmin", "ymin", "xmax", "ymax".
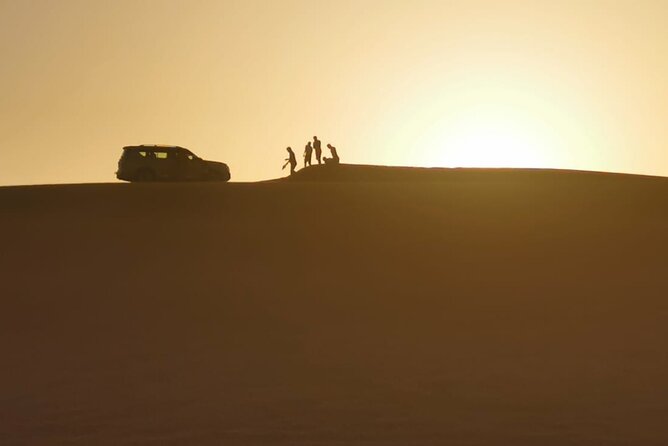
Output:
[{"xmin": 1, "ymin": 0, "xmax": 667, "ymax": 185}]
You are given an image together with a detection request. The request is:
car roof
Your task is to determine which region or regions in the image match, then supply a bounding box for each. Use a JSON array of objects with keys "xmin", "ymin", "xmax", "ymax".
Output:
[{"xmin": 123, "ymin": 145, "xmax": 188, "ymax": 151}]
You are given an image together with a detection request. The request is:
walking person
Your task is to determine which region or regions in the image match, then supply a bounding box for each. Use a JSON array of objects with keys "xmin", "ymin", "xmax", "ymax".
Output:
[
  {"xmin": 313, "ymin": 136, "xmax": 322, "ymax": 165},
  {"xmin": 323, "ymin": 143, "xmax": 340, "ymax": 165},
  {"xmin": 282, "ymin": 147, "xmax": 297, "ymax": 175},
  {"xmin": 304, "ymin": 141, "xmax": 313, "ymax": 167}
]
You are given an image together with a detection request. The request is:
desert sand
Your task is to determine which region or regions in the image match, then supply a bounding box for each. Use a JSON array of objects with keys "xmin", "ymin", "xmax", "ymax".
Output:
[{"xmin": 1, "ymin": 165, "xmax": 668, "ymax": 445}]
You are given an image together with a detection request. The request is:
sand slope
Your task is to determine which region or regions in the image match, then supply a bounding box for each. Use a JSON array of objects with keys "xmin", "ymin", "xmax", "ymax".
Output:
[{"xmin": 1, "ymin": 165, "xmax": 668, "ymax": 445}]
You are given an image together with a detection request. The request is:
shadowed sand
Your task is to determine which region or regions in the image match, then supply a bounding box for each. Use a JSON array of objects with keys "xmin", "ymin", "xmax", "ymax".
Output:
[{"xmin": 2, "ymin": 165, "xmax": 668, "ymax": 445}]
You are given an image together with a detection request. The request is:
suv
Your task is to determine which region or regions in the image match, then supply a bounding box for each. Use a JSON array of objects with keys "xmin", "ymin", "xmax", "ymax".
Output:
[{"xmin": 116, "ymin": 145, "xmax": 231, "ymax": 182}]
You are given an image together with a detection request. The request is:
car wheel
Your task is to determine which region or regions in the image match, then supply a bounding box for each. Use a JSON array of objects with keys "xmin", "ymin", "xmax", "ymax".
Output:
[{"xmin": 136, "ymin": 168, "xmax": 156, "ymax": 182}]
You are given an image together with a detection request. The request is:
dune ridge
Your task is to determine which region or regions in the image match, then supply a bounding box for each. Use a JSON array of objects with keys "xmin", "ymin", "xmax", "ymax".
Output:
[{"xmin": 1, "ymin": 166, "xmax": 668, "ymax": 445}]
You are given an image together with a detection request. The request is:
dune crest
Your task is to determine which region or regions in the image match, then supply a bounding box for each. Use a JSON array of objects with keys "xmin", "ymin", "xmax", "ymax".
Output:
[{"xmin": 2, "ymin": 167, "xmax": 667, "ymax": 445}]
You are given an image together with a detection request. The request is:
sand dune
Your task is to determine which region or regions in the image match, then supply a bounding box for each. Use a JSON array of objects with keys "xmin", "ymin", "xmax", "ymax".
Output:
[{"xmin": 2, "ymin": 165, "xmax": 668, "ymax": 445}]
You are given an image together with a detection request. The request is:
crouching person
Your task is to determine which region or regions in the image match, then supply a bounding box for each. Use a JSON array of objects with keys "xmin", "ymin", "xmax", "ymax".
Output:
[{"xmin": 323, "ymin": 144, "xmax": 340, "ymax": 165}]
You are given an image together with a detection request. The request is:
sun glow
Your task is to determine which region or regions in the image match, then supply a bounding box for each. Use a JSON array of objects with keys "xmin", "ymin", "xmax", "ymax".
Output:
[
  {"xmin": 380, "ymin": 63, "xmax": 574, "ymax": 172},
  {"xmin": 431, "ymin": 107, "xmax": 556, "ymax": 168}
]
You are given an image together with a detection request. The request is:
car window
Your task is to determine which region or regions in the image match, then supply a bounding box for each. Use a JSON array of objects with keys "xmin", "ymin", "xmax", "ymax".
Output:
[
  {"xmin": 177, "ymin": 150, "xmax": 195, "ymax": 161},
  {"xmin": 125, "ymin": 150, "xmax": 147, "ymax": 158},
  {"xmin": 154, "ymin": 151, "xmax": 169, "ymax": 160}
]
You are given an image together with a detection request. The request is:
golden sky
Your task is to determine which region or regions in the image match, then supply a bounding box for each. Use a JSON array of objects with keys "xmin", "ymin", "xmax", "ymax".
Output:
[{"xmin": 1, "ymin": 0, "xmax": 667, "ymax": 185}]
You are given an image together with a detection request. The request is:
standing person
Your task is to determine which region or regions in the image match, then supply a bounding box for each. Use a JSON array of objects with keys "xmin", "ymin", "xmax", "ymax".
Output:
[
  {"xmin": 304, "ymin": 141, "xmax": 313, "ymax": 167},
  {"xmin": 324, "ymin": 143, "xmax": 340, "ymax": 165},
  {"xmin": 313, "ymin": 136, "xmax": 322, "ymax": 165},
  {"xmin": 282, "ymin": 147, "xmax": 297, "ymax": 175}
]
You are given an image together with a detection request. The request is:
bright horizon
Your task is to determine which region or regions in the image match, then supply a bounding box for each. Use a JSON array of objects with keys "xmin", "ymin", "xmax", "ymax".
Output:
[{"xmin": 1, "ymin": 0, "xmax": 668, "ymax": 185}]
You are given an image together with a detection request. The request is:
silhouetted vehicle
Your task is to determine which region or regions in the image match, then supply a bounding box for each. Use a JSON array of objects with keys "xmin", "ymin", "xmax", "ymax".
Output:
[{"xmin": 116, "ymin": 145, "xmax": 231, "ymax": 182}]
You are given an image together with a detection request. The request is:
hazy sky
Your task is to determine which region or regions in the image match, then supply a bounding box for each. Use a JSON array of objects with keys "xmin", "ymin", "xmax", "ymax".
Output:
[{"xmin": 1, "ymin": 0, "xmax": 667, "ymax": 185}]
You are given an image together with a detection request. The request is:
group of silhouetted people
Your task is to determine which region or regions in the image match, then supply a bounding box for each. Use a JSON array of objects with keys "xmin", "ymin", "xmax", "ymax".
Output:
[{"xmin": 283, "ymin": 136, "xmax": 340, "ymax": 175}]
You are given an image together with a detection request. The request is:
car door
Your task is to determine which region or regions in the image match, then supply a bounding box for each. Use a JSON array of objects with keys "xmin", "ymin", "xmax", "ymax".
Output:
[
  {"xmin": 153, "ymin": 149, "xmax": 179, "ymax": 180},
  {"xmin": 176, "ymin": 148, "xmax": 207, "ymax": 180}
]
